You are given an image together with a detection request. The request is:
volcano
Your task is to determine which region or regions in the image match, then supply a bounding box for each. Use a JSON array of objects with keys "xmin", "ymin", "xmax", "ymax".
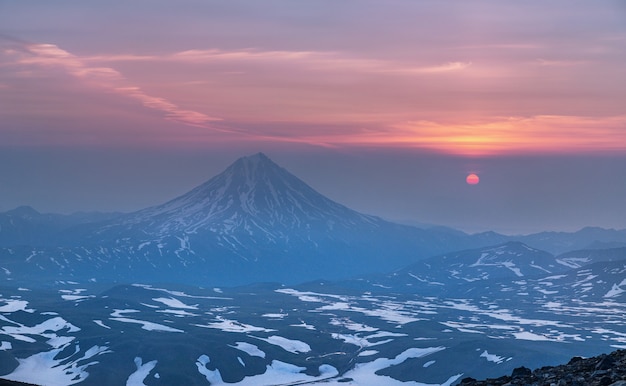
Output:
[{"xmin": 2, "ymin": 153, "xmax": 475, "ymax": 285}]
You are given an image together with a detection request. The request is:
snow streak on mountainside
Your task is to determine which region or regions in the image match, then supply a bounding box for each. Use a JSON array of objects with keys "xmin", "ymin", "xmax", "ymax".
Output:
[
  {"xmin": 2, "ymin": 249, "xmax": 626, "ymax": 386},
  {"xmin": 98, "ymin": 153, "xmax": 380, "ymax": 240},
  {"xmin": 0, "ymin": 153, "xmax": 477, "ymax": 285},
  {"xmin": 362, "ymin": 242, "xmax": 560, "ymax": 293},
  {"xmin": 2, "ymin": 153, "xmax": 626, "ymax": 287},
  {"xmin": 345, "ymin": 244, "xmax": 626, "ymax": 298}
]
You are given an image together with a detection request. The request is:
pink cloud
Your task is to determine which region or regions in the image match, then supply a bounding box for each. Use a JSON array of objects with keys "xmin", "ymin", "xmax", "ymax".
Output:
[
  {"xmin": 375, "ymin": 115, "xmax": 626, "ymax": 155},
  {"xmin": 171, "ymin": 49, "xmax": 471, "ymax": 75},
  {"xmin": 9, "ymin": 43, "xmax": 222, "ymax": 128},
  {"xmin": 88, "ymin": 48, "xmax": 471, "ymax": 76},
  {"xmin": 115, "ymin": 87, "xmax": 222, "ymax": 127},
  {"xmin": 3, "ymin": 41, "xmax": 625, "ymax": 155},
  {"xmin": 246, "ymin": 115, "xmax": 626, "ymax": 156},
  {"xmin": 534, "ymin": 59, "xmax": 587, "ymax": 67}
]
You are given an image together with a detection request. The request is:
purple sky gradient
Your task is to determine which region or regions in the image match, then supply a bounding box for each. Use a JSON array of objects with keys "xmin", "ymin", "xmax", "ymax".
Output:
[{"xmin": 1, "ymin": 1, "xmax": 625, "ymax": 233}]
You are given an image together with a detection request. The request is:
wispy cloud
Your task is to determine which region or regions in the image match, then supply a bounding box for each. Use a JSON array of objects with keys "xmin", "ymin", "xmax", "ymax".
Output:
[
  {"xmin": 86, "ymin": 48, "xmax": 471, "ymax": 76},
  {"xmin": 388, "ymin": 115, "xmax": 626, "ymax": 155},
  {"xmin": 171, "ymin": 49, "xmax": 317, "ymax": 62},
  {"xmin": 534, "ymin": 59, "xmax": 586, "ymax": 67},
  {"xmin": 3, "ymin": 40, "xmax": 624, "ymax": 155},
  {"xmin": 279, "ymin": 115, "xmax": 626, "ymax": 156},
  {"xmin": 7, "ymin": 43, "xmax": 222, "ymax": 128},
  {"xmin": 405, "ymin": 61, "xmax": 471, "ymax": 73},
  {"xmin": 114, "ymin": 87, "xmax": 220, "ymax": 127}
]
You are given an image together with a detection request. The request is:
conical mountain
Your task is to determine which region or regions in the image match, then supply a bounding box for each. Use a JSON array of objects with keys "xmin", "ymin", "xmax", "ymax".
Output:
[
  {"xmin": 104, "ymin": 152, "xmax": 380, "ymax": 239},
  {"xmin": 3, "ymin": 153, "xmax": 480, "ymax": 285}
]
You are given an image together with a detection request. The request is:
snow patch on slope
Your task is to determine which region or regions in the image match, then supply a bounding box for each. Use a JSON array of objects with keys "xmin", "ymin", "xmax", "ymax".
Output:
[
  {"xmin": 126, "ymin": 357, "xmax": 158, "ymax": 386},
  {"xmin": 604, "ymin": 278, "xmax": 626, "ymax": 298},
  {"xmin": 4, "ymin": 344, "xmax": 110, "ymax": 386},
  {"xmin": 252, "ymin": 335, "xmax": 311, "ymax": 354},
  {"xmin": 480, "ymin": 350, "xmax": 506, "ymax": 364}
]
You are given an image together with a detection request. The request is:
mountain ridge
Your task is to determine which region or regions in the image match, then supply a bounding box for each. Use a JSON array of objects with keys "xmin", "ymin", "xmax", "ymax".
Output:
[
  {"xmin": 0, "ymin": 153, "xmax": 477, "ymax": 285},
  {"xmin": 92, "ymin": 152, "xmax": 382, "ymax": 240},
  {"xmin": 459, "ymin": 348, "xmax": 626, "ymax": 386},
  {"xmin": 1, "ymin": 153, "xmax": 625, "ymax": 287}
]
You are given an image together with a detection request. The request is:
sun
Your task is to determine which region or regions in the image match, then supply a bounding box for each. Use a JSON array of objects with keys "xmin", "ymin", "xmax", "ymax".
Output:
[{"xmin": 466, "ymin": 173, "xmax": 480, "ymax": 185}]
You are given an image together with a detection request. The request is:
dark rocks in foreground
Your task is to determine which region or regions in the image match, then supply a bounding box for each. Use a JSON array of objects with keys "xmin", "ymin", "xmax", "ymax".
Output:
[
  {"xmin": 0, "ymin": 380, "xmax": 39, "ymax": 386},
  {"xmin": 460, "ymin": 349, "xmax": 626, "ymax": 386}
]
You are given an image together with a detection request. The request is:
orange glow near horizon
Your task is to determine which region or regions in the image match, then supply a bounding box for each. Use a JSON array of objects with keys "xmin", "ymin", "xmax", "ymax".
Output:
[
  {"xmin": 282, "ymin": 115, "xmax": 626, "ymax": 156},
  {"xmin": 2, "ymin": 36, "xmax": 626, "ymax": 156}
]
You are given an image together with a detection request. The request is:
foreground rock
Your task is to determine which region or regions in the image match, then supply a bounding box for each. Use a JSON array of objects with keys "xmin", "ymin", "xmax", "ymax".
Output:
[
  {"xmin": 0, "ymin": 380, "xmax": 38, "ymax": 386},
  {"xmin": 460, "ymin": 349, "xmax": 626, "ymax": 386}
]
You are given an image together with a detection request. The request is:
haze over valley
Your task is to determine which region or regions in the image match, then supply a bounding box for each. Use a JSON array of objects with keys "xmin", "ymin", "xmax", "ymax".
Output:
[
  {"xmin": 1, "ymin": 154, "xmax": 625, "ymax": 385},
  {"xmin": 1, "ymin": 1, "xmax": 626, "ymax": 385}
]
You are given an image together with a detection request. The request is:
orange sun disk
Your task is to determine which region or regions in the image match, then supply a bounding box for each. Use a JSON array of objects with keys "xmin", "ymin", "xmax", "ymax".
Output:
[{"xmin": 466, "ymin": 173, "xmax": 480, "ymax": 185}]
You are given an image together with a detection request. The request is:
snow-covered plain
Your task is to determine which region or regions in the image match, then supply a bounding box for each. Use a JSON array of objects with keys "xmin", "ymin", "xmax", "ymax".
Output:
[
  {"xmin": 251, "ymin": 335, "xmax": 311, "ymax": 354},
  {"xmin": 109, "ymin": 309, "xmax": 184, "ymax": 332},
  {"xmin": 4, "ymin": 344, "xmax": 110, "ymax": 386},
  {"xmin": 315, "ymin": 347, "xmax": 461, "ymax": 386},
  {"xmin": 126, "ymin": 357, "xmax": 158, "ymax": 386},
  {"xmin": 0, "ymin": 298, "xmax": 33, "ymax": 313},
  {"xmin": 1, "ymin": 276, "xmax": 625, "ymax": 385},
  {"xmin": 194, "ymin": 316, "xmax": 275, "ymax": 333},
  {"xmin": 230, "ymin": 342, "xmax": 266, "ymax": 358},
  {"xmin": 197, "ymin": 355, "xmax": 339, "ymax": 386}
]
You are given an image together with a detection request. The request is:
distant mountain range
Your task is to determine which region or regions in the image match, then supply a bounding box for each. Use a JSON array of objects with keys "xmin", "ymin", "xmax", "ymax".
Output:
[
  {"xmin": 0, "ymin": 243, "xmax": 624, "ymax": 385},
  {"xmin": 0, "ymin": 159, "xmax": 625, "ymax": 386},
  {"xmin": 0, "ymin": 206, "xmax": 122, "ymax": 247},
  {"xmin": 336, "ymin": 242, "xmax": 626, "ymax": 299},
  {"xmin": 0, "ymin": 152, "xmax": 625, "ymax": 286}
]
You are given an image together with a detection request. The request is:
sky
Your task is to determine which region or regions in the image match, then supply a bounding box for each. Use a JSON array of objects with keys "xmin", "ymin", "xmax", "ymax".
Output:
[{"xmin": 1, "ymin": 0, "xmax": 625, "ymax": 234}]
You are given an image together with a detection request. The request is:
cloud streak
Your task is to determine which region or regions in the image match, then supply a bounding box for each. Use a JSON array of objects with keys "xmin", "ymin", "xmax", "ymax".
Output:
[
  {"xmin": 391, "ymin": 116, "xmax": 626, "ymax": 155},
  {"xmin": 5, "ymin": 42, "xmax": 624, "ymax": 155},
  {"xmin": 86, "ymin": 48, "xmax": 471, "ymax": 76},
  {"xmin": 278, "ymin": 115, "xmax": 626, "ymax": 156},
  {"xmin": 6, "ymin": 43, "xmax": 222, "ymax": 128},
  {"xmin": 2, "ymin": 20, "xmax": 625, "ymax": 156}
]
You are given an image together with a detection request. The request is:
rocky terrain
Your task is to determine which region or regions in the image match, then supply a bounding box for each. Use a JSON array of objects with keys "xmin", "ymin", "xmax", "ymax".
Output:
[
  {"xmin": 460, "ymin": 349, "xmax": 626, "ymax": 386},
  {"xmin": 0, "ymin": 380, "xmax": 37, "ymax": 386},
  {"xmin": 1, "ymin": 154, "xmax": 625, "ymax": 385}
]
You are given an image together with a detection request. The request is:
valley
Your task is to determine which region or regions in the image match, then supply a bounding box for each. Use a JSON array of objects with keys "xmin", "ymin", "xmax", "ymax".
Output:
[{"xmin": 0, "ymin": 154, "xmax": 625, "ymax": 385}]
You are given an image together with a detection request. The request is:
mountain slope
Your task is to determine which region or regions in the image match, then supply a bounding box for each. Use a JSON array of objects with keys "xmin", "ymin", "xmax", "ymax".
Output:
[
  {"xmin": 519, "ymin": 227, "xmax": 626, "ymax": 254},
  {"xmin": 86, "ymin": 152, "xmax": 388, "ymax": 252},
  {"xmin": 0, "ymin": 206, "xmax": 121, "ymax": 247},
  {"xmin": 3, "ymin": 153, "xmax": 624, "ymax": 287},
  {"xmin": 460, "ymin": 349, "xmax": 626, "ymax": 386},
  {"xmin": 345, "ymin": 242, "xmax": 560, "ymax": 295},
  {"xmin": 101, "ymin": 153, "xmax": 380, "ymax": 236},
  {"xmin": 1, "ymin": 153, "xmax": 478, "ymax": 286}
]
